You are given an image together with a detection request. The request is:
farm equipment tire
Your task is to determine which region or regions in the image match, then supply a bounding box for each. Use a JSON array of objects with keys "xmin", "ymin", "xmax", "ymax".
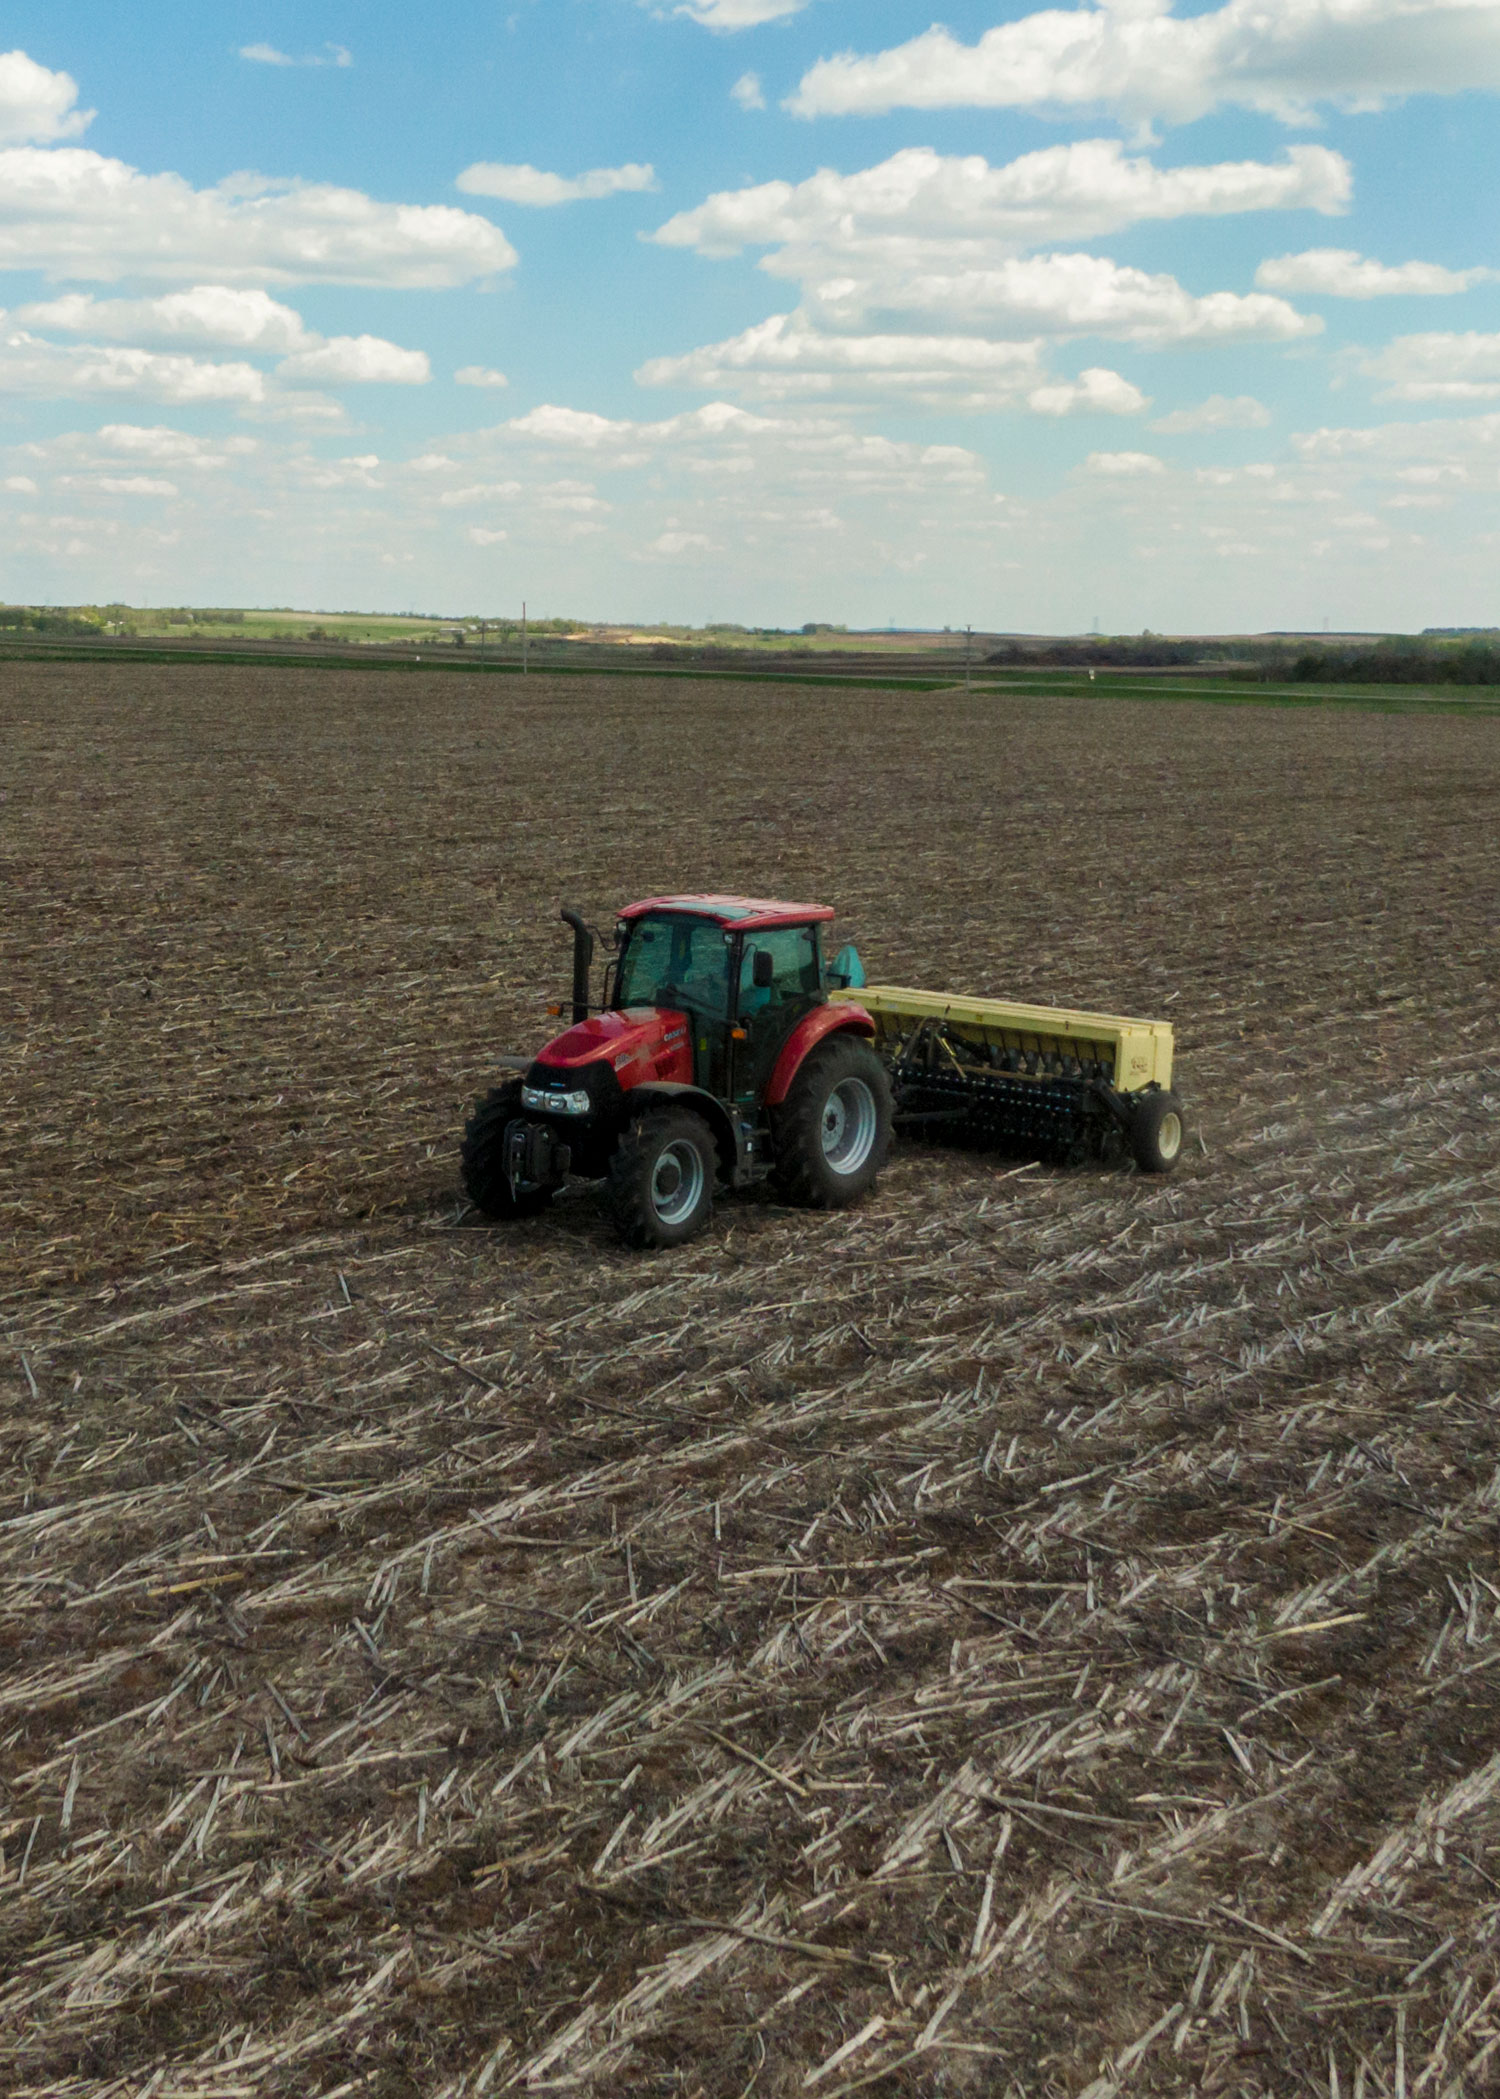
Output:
[
  {"xmin": 1130, "ymin": 1088, "xmax": 1185, "ymax": 1174},
  {"xmin": 461, "ymin": 1082, "xmax": 554, "ymax": 1219},
  {"xmin": 607, "ymin": 1107, "xmax": 715, "ymax": 1250},
  {"xmin": 773, "ymin": 1036, "xmax": 892, "ymax": 1209}
]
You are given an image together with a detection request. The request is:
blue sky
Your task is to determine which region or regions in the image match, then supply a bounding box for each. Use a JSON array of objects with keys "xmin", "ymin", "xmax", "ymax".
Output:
[{"xmin": 2, "ymin": 1, "xmax": 1499, "ymax": 630}]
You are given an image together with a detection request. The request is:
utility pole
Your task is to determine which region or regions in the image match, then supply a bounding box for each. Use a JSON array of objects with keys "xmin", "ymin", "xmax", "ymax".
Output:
[
  {"xmin": 965, "ymin": 624, "xmax": 972, "ymax": 693},
  {"xmin": 522, "ymin": 600, "xmax": 529, "ymax": 676},
  {"xmin": 478, "ymin": 618, "xmax": 488, "ymax": 665}
]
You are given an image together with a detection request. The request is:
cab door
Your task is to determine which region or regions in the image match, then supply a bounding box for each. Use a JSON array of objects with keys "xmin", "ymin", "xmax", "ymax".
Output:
[{"xmin": 730, "ymin": 925, "xmax": 824, "ymax": 1105}]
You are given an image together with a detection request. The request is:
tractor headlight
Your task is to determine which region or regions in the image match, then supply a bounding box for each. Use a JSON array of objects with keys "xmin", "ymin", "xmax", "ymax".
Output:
[{"xmin": 522, "ymin": 1084, "xmax": 592, "ymax": 1116}]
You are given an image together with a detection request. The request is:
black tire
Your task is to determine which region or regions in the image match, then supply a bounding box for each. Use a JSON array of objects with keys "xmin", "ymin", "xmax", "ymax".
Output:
[
  {"xmin": 772, "ymin": 1035, "xmax": 892, "ymax": 1208},
  {"xmin": 461, "ymin": 1081, "xmax": 554, "ymax": 1219},
  {"xmin": 607, "ymin": 1107, "xmax": 716, "ymax": 1250},
  {"xmin": 1130, "ymin": 1088, "xmax": 1185, "ymax": 1174}
]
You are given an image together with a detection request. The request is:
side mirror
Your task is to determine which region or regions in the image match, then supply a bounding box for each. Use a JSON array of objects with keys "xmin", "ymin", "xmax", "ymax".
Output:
[{"xmin": 751, "ymin": 949, "xmax": 775, "ymax": 990}]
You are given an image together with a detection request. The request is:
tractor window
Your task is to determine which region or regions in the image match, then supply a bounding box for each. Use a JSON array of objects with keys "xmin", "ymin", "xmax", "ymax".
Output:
[
  {"xmin": 617, "ymin": 915, "xmax": 733, "ymax": 1015},
  {"xmin": 737, "ymin": 927, "xmax": 822, "ymax": 1011}
]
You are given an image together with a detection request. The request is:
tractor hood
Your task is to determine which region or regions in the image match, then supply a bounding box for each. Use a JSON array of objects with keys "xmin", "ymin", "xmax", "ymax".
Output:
[{"xmin": 532, "ymin": 1006, "xmax": 693, "ymax": 1088}]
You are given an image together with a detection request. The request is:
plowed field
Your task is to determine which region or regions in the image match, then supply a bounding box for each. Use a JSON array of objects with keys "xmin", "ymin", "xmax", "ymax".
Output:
[{"xmin": 3, "ymin": 664, "xmax": 1499, "ymax": 2098}]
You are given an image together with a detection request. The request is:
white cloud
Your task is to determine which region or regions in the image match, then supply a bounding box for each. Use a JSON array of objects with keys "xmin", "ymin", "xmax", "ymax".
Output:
[
  {"xmin": 1362, "ymin": 332, "xmax": 1500, "ymax": 400},
  {"xmin": 731, "ymin": 72, "xmax": 767, "ymax": 110},
  {"xmin": 638, "ymin": 314, "xmax": 1046, "ymax": 402},
  {"xmin": 650, "ymin": 141, "xmax": 1337, "ymax": 365},
  {"xmin": 787, "ymin": 0, "xmax": 1500, "ymax": 129},
  {"xmin": 276, "ymin": 334, "xmax": 430, "ymax": 384},
  {"xmin": 17, "ymin": 286, "xmax": 315, "ymax": 351},
  {"xmin": 1030, "ymin": 367, "xmax": 1150, "ymax": 416},
  {"xmin": 438, "ymin": 480, "xmax": 523, "ymax": 506},
  {"xmin": 239, "ymin": 43, "xmax": 352, "ymax": 69},
  {"xmin": 1085, "ymin": 450, "xmax": 1166, "ymax": 475},
  {"xmin": 3, "ymin": 473, "xmax": 38, "ymax": 493},
  {"xmin": 507, "ymin": 404, "xmax": 638, "ymax": 448},
  {"xmin": 468, "ymin": 526, "xmax": 508, "ymax": 545},
  {"xmin": 638, "ymin": 312, "xmax": 1153, "ymax": 412},
  {"xmin": 91, "ymin": 425, "xmax": 258, "ymax": 467},
  {"xmin": 808, "ymin": 252, "xmax": 1319, "ymax": 343},
  {"xmin": 456, "ymin": 365, "xmax": 509, "ymax": 388},
  {"xmin": 456, "ymin": 161, "xmax": 656, "ymax": 206},
  {"xmin": 92, "ymin": 475, "xmax": 179, "ymax": 496},
  {"xmin": 0, "ymin": 330, "xmax": 267, "ymax": 404},
  {"xmin": 1152, "ymin": 393, "xmax": 1272, "ymax": 432},
  {"xmin": 1256, "ymin": 248, "xmax": 1492, "ymax": 297},
  {"xmin": 0, "ymin": 50, "xmax": 92, "ymax": 145},
  {"xmin": 493, "ymin": 399, "xmax": 988, "ymax": 493},
  {"xmin": 0, "ymin": 147, "xmax": 516, "ymax": 285},
  {"xmin": 646, "ymin": 530, "xmax": 719, "ymax": 555},
  {"xmin": 665, "ymin": 0, "xmax": 812, "ymax": 28},
  {"xmin": 653, "ymin": 142, "xmax": 1348, "ymax": 267}
]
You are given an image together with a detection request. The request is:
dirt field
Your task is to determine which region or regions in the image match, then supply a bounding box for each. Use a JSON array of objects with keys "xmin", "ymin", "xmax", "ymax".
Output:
[{"xmin": 2, "ymin": 663, "xmax": 1498, "ymax": 2098}]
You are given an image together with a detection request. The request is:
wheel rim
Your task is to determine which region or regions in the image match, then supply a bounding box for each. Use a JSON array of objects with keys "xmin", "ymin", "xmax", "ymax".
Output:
[
  {"xmin": 1157, "ymin": 1110, "xmax": 1183, "ymax": 1162},
  {"xmin": 821, "ymin": 1077, "xmax": 878, "ymax": 1175},
  {"xmin": 651, "ymin": 1138, "xmax": 706, "ymax": 1225}
]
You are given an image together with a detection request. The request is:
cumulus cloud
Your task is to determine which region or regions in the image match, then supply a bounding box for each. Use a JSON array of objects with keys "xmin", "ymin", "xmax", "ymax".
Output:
[
  {"xmin": 495, "ymin": 398, "xmax": 986, "ymax": 488},
  {"xmin": 638, "ymin": 314, "xmax": 1048, "ymax": 405},
  {"xmin": 0, "ymin": 50, "xmax": 92, "ymax": 145},
  {"xmin": 1030, "ymin": 367, "xmax": 1150, "ymax": 416},
  {"xmin": 1085, "ymin": 450, "xmax": 1166, "ymax": 475},
  {"xmin": 787, "ymin": 0, "xmax": 1500, "ymax": 129},
  {"xmin": 239, "ymin": 43, "xmax": 352, "ymax": 68},
  {"xmin": 637, "ymin": 313, "xmax": 1152, "ymax": 413},
  {"xmin": 653, "ymin": 142, "xmax": 1349, "ymax": 266},
  {"xmin": 0, "ymin": 330, "xmax": 268, "ymax": 405},
  {"xmin": 646, "ymin": 530, "xmax": 718, "ymax": 555},
  {"xmin": 455, "ymin": 365, "xmax": 509, "ymax": 388},
  {"xmin": 91, "ymin": 475, "xmax": 178, "ymax": 496},
  {"xmin": 664, "ymin": 0, "xmax": 812, "ymax": 28},
  {"xmin": 1152, "ymin": 393, "xmax": 1272, "ymax": 432},
  {"xmin": 0, "ymin": 147, "xmax": 516, "ymax": 285},
  {"xmin": 808, "ymin": 253, "xmax": 1318, "ymax": 343},
  {"xmin": 276, "ymin": 334, "xmax": 430, "ymax": 384},
  {"xmin": 17, "ymin": 286, "xmax": 315, "ymax": 351},
  {"xmin": 456, "ymin": 161, "xmax": 656, "ymax": 206},
  {"xmin": 731, "ymin": 72, "xmax": 767, "ymax": 110},
  {"xmin": 1256, "ymin": 248, "xmax": 1492, "ymax": 297},
  {"xmin": 650, "ymin": 141, "xmax": 1337, "ymax": 364},
  {"xmin": 1362, "ymin": 331, "xmax": 1500, "ymax": 400}
]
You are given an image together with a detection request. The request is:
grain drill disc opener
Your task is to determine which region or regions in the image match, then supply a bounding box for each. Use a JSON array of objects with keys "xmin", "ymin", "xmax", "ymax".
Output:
[{"xmin": 461, "ymin": 894, "xmax": 1184, "ymax": 1250}]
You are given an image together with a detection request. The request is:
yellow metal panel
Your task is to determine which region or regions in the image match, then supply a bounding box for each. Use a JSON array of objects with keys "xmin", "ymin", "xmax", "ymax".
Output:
[{"xmin": 832, "ymin": 984, "xmax": 1174, "ymax": 1093}]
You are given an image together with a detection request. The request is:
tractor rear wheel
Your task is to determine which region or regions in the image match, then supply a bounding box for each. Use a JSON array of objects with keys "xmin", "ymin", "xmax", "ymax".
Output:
[
  {"xmin": 607, "ymin": 1107, "xmax": 715, "ymax": 1249},
  {"xmin": 772, "ymin": 1036, "xmax": 892, "ymax": 1209},
  {"xmin": 1130, "ymin": 1088, "xmax": 1185, "ymax": 1174},
  {"xmin": 461, "ymin": 1081, "xmax": 554, "ymax": 1219}
]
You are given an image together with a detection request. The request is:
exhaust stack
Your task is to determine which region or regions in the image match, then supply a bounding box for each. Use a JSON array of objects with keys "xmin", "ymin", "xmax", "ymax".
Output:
[{"xmin": 560, "ymin": 908, "xmax": 594, "ymax": 1024}]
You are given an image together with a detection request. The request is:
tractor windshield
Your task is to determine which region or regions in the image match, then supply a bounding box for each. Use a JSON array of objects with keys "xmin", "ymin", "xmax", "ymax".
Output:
[{"xmin": 616, "ymin": 914, "xmax": 733, "ymax": 1016}]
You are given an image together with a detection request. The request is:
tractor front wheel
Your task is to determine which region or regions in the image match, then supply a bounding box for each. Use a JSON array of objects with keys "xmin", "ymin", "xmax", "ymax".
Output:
[
  {"xmin": 1130, "ymin": 1088, "xmax": 1185, "ymax": 1174},
  {"xmin": 773, "ymin": 1036, "xmax": 892, "ymax": 1209},
  {"xmin": 461, "ymin": 1082, "xmax": 554, "ymax": 1219},
  {"xmin": 607, "ymin": 1107, "xmax": 716, "ymax": 1249}
]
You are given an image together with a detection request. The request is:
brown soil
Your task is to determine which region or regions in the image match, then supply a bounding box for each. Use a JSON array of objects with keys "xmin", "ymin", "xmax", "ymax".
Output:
[{"xmin": 2, "ymin": 663, "xmax": 1498, "ymax": 2098}]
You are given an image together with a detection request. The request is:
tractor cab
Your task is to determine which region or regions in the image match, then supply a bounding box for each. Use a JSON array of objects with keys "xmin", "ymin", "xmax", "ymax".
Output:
[{"xmin": 610, "ymin": 896, "xmax": 830, "ymax": 1104}]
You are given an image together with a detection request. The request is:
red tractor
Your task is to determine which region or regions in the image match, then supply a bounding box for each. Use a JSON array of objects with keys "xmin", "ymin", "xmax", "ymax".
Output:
[{"xmin": 461, "ymin": 896, "xmax": 892, "ymax": 1248}]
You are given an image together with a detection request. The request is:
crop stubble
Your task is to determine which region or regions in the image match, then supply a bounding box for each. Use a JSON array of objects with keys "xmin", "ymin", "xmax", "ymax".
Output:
[{"xmin": 1, "ymin": 663, "xmax": 1499, "ymax": 2096}]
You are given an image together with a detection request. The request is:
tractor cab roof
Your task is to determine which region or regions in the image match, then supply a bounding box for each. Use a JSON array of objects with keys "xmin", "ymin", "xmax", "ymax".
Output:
[{"xmin": 618, "ymin": 894, "xmax": 835, "ymax": 931}]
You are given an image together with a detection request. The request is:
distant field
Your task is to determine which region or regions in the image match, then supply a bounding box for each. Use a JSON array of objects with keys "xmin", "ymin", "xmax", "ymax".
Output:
[
  {"xmin": 4, "ymin": 625, "xmax": 1500, "ymax": 715},
  {"xmin": 3, "ymin": 664, "xmax": 1499, "ymax": 2096}
]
